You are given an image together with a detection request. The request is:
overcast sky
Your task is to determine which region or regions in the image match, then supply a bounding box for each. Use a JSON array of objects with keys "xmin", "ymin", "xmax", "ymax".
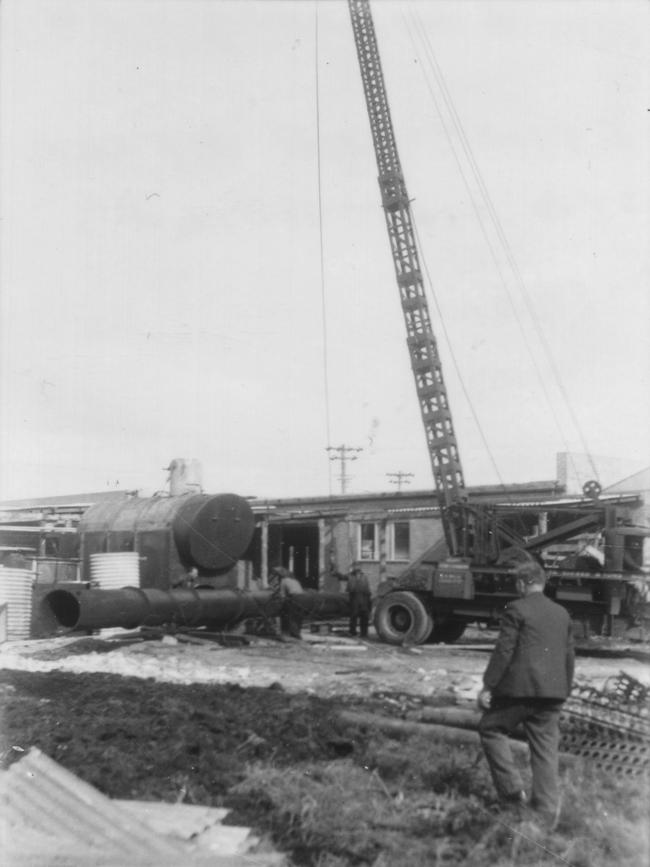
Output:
[{"xmin": 1, "ymin": 0, "xmax": 648, "ymax": 502}]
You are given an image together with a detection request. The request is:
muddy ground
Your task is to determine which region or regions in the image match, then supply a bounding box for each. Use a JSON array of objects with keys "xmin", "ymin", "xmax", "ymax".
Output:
[{"xmin": 1, "ymin": 628, "xmax": 649, "ymax": 866}]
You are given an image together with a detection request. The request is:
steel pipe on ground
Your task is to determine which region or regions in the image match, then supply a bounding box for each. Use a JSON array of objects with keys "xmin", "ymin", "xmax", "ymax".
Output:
[{"xmin": 38, "ymin": 584, "xmax": 350, "ymax": 635}]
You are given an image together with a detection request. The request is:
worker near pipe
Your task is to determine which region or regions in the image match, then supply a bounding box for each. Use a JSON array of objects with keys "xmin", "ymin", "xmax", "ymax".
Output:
[
  {"xmin": 477, "ymin": 561, "xmax": 574, "ymax": 825},
  {"xmin": 270, "ymin": 566, "xmax": 304, "ymax": 640},
  {"xmin": 347, "ymin": 566, "xmax": 372, "ymax": 638}
]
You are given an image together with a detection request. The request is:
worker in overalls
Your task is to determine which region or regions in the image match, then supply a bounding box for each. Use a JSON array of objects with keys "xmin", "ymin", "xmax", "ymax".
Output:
[
  {"xmin": 347, "ymin": 567, "xmax": 372, "ymax": 638},
  {"xmin": 270, "ymin": 566, "xmax": 304, "ymax": 640}
]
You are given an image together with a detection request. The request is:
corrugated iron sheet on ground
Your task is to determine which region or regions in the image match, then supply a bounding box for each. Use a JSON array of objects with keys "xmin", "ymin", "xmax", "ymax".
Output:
[{"xmin": 0, "ymin": 747, "xmax": 286, "ymax": 866}]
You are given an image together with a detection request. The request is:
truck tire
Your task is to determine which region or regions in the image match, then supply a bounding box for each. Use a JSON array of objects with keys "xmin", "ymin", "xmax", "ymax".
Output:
[
  {"xmin": 427, "ymin": 619, "xmax": 466, "ymax": 644},
  {"xmin": 373, "ymin": 591, "xmax": 433, "ymax": 645}
]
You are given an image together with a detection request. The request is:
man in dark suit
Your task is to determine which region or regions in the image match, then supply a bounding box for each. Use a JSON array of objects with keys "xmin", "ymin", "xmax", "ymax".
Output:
[{"xmin": 478, "ymin": 561, "xmax": 574, "ymax": 823}]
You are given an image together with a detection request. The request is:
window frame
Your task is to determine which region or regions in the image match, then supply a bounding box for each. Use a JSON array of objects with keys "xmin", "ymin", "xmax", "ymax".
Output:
[
  {"xmin": 358, "ymin": 522, "xmax": 379, "ymax": 561},
  {"xmin": 357, "ymin": 520, "xmax": 410, "ymax": 562},
  {"xmin": 390, "ymin": 520, "xmax": 410, "ymax": 562}
]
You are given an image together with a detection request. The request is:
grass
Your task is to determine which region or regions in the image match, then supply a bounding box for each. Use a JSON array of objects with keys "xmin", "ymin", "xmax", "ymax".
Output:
[
  {"xmin": 1, "ymin": 668, "xmax": 648, "ymax": 866},
  {"xmin": 234, "ymin": 736, "xmax": 650, "ymax": 867},
  {"xmin": 232, "ymin": 728, "xmax": 649, "ymax": 866}
]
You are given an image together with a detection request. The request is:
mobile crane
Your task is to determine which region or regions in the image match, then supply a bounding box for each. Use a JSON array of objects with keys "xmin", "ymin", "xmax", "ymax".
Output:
[{"xmin": 347, "ymin": 0, "xmax": 649, "ymax": 644}]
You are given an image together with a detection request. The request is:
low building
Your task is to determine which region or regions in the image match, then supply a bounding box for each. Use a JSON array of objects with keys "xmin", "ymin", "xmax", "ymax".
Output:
[
  {"xmin": 1, "ymin": 471, "xmax": 647, "ymax": 597},
  {"xmin": 247, "ymin": 478, "xmax": 646, "ymax": 594}
]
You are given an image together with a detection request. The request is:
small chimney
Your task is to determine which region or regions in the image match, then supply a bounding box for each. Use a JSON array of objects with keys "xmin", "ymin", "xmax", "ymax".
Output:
[{"xmin": 167, "ymin": 458, "xmax": 203, "ymax": 496}]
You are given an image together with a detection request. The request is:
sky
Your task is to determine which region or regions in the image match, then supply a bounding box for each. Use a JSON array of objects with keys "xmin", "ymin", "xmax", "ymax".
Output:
[{"xmin": 0, "ymin": 0, "xmax": 648, "ymax": 502}]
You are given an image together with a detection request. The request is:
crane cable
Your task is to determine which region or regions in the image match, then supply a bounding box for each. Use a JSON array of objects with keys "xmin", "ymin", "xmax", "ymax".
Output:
[
  {"xmin": 407, "ymin": 6, "xmax": 598, "ymax": 485},
  {"xmin": 314, "ymin": 2, "xmax": 334, "ymax": 498},
  {"xmin": 403, "ymin": 7, "xmax": 576, "ymax": 484},
  {"xmin": 402, "ymin": 6, "xmax": 600, "ymax": 488},
  {"xmin": 412, "ymin": 216, "xmax": 509, "ymax": 493},
  {"xmin": 414, "ymin": 212, "xmax": 532, "ymax": 539}
]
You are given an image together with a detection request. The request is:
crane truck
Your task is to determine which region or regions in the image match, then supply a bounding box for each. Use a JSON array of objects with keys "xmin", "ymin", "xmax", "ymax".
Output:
[{"xmin": 347, "ymin": 0, "xmax": 649, "ymax": 645}]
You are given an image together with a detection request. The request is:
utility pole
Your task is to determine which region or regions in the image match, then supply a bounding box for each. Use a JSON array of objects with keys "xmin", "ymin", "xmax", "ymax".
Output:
[
  {"xmin": 327, "ymin": 445, "xmax": 363, "ymax": 494},
  {"xmin": 387, "ymin": 471, "xmax": 414, "ymax": 492}
]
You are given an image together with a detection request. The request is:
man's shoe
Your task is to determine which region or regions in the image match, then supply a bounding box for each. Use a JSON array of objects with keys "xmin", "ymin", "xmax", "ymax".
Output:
[
  {"xmin": 528, "ymin": 801, "xmax": 557, "ymax": 829},
  {"xmin": 489, "ymin": 790, "xmax": 527, "ymax": 818}
]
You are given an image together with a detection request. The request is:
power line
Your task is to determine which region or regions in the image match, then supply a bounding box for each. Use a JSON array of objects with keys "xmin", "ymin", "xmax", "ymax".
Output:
[
  {"xmin": 314, "ymin": 3, "xmax": 334, "ymax": 497},
  {"xmin": 404, "ymin": 7, "xmax": 599, "ymax": 485}
]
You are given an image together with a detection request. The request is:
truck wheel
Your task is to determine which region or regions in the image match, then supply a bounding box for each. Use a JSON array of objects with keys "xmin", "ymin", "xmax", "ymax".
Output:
[
  {"xmin": 373, "ymin": 592, "xmax": 433, "ymax": 645},
  {"xmin": 427, "ymin": 619, "xmax": 466, "ymax": 644}
]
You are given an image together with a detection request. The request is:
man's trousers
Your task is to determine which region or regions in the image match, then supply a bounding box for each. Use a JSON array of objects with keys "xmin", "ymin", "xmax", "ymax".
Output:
[{"xmin": 478, "ymin": 697, "xmax": 564, "ymax": 816}]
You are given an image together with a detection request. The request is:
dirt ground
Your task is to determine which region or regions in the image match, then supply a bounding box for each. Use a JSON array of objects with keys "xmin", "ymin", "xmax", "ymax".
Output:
[
  {"xmin": 1, "ymin": 627, "xmax": 649, "ymax": 866},
  {"xmin": 2, "ymin": 626, "xmax": 648, "ymax": 698}
]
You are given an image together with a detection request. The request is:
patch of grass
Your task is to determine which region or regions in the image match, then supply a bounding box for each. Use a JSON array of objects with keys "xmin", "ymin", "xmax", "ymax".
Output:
[
  {"xmin": 553, "ymin": 764, "xmax": 649, "ymax": 867},
  {"xmin": 1, "ymin": 669, "xmax": 648, "ymax": 866},
  {"xmin": 231, "ymin": 759, "xmax": 470, "ymax": 866},
  {"xmin": 361, "ymin": 731, "xmax": 495, "ymax": 802}
]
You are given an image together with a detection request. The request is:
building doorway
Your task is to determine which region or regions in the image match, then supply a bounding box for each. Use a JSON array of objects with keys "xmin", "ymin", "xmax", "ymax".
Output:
[{"xmin": 273, "ymin": 523, "xmax": 320, "ymax": 589}]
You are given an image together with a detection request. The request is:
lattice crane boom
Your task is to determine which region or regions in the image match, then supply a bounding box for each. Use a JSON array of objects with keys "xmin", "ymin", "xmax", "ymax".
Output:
[{"xmin": 348, "ymin": 0, "xmax": 466, "ymax": 554}]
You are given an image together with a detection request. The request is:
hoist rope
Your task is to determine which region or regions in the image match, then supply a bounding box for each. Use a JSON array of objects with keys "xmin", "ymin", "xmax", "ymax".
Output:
[
  {"xmin": 403, "ymin": 10, "xmax": 575, "ymax": 485},
  {"xmin": 314, "ymin": 3, "xmax": 334, "ymax": 498},
  {"xmin": 403, "ymin": 6, "xmax": 600, "ymax": 488},
  {"xmin": 411, "ymin": 216, "xmax": 509, "ymax": 494},
  {"xmin": 414, "ymin": 213, "xmax": 534, "ymax": 534}
]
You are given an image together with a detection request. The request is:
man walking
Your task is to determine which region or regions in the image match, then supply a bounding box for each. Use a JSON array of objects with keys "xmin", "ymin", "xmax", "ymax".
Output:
[{"xmin": 477, "ymin": 561, "xmax": 574, "ymax": 824}]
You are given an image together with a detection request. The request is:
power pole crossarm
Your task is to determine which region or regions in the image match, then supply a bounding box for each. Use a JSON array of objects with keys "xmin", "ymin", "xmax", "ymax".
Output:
[
  {"xmin": 387, "ymin": 471, "xmax": 414, "ymax": 492},
  {"xmin": 327, "ymin": 445, "xmax": 363, "ymax": 495}
]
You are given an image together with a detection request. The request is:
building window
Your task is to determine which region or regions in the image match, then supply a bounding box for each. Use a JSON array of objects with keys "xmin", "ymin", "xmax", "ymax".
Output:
[
  {"xmin": 391, "ymin": 522, "xmax": 410, "ymax": 561},
  {"xmin": 358, "ymin": 521, "xmax": 410, "ymax": 561},
  {"xmin": 359, "ymin": 523, "xmax": 378, "ymax": 560}
]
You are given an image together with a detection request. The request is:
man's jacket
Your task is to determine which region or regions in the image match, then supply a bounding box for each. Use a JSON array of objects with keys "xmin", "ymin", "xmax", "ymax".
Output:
[
  {"xmin": 483, "ymin": 591, "xmax": 575, "ymax": 699},
  {"xmin": 348, "ymin": 573, "xmax": 372, "ymax": 614}
]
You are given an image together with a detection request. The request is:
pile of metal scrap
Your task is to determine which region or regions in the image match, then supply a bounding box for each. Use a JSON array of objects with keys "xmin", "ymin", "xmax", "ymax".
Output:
[
  {"xmin": 339, "ymin": 680, "xmax": 650, "ymax": 778},
  {"xmin": 560, "ymin": 671, "xmax": 650, "ymax": 776},
  {"xmin": 0, "ymin": 747, "xmax": 286, "ymax": 867}
]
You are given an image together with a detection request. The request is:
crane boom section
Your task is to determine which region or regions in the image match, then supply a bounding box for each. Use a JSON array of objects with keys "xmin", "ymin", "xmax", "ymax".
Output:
[{"xmin": 348, "ymin": 0, "xmax": 465, "ymax": 529}]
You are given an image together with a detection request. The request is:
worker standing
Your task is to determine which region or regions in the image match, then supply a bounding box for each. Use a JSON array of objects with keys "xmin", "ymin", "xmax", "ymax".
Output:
[
  {"xmin": 270, "ymin": 566, "xmax": 304, "ymax": 640},
  {"xmin": 477, "ymin": 561, "xmax": 574, "ymax": 825},
  {"xmin": 347, "ymin": 567, "xmax": 372, "ymax": 638}
]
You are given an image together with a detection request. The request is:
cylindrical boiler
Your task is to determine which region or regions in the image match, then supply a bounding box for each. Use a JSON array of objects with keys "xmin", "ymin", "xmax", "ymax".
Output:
[{"xmin": 78, "ymin": 492, "xmax": 255, "ymax": 590}]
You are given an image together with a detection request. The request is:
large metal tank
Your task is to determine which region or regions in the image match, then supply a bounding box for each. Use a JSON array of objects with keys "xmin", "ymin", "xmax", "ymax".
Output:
[{"xmin": 78, "ymin": 493, "xmax": 255, "ymax": 590}]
